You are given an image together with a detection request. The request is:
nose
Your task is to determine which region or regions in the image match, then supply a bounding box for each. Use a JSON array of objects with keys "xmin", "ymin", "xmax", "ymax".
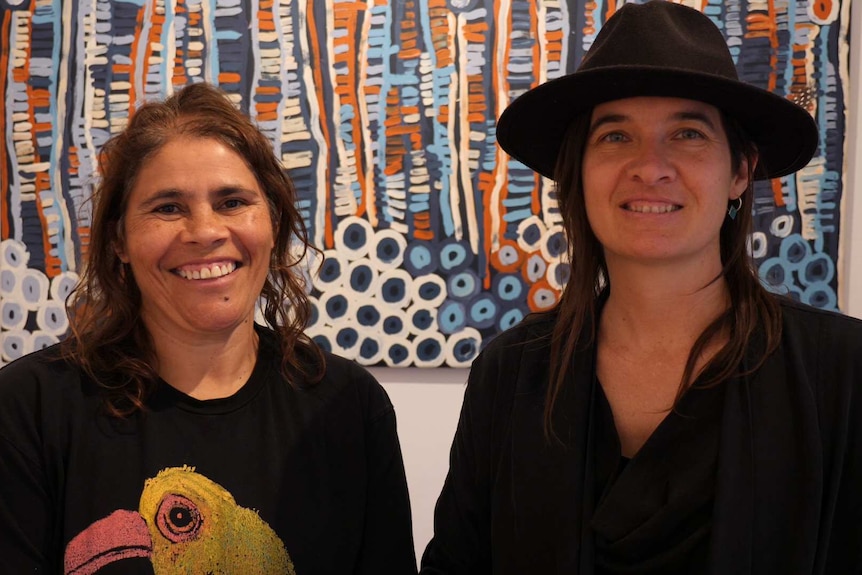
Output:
[
  {"xmin": 182, "ymin": 207, "xmax": 229, "ymax": 245},
  {"xmin": 626, "ymin": 141, "xmax": 676, "ymax": 185}
]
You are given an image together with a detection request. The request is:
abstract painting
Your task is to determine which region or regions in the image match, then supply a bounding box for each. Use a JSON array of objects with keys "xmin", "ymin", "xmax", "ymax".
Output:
[{"xmin": 0, "ymin": 0, "xmax": 850, "ymax": 367}]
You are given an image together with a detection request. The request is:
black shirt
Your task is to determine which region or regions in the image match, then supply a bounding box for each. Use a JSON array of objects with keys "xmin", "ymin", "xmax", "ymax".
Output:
[{"xmin": 0, "ymin": 326, "xmax": 417, "ymax": 574}]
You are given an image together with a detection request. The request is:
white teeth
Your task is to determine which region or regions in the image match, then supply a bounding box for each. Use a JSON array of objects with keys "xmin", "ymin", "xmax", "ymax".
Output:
[
  {"xmin": 626, "ymin": 204, "xmax": 679, "ymax": 214},
  {"xmin": 177, "ymin": 262, "xmax": 237, "ymax": 280}
]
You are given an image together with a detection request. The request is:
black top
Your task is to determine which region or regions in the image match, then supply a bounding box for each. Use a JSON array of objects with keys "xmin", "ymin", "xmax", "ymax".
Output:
[
  {"xmin": 421, "ymin": 298, "xmax": 862, "ymax": 574},
  {"xmin": 0, "ymin": 325, "xmax": 417, "ymax": 574},
  {"xmin": 592, "ymin": 379, "xmax": 718, "ymax": 574}
]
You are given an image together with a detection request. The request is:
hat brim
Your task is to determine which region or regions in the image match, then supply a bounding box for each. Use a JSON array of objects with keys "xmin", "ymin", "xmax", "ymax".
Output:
[{"xmin": 496, "ymin": 66, "xmax": 819, "ymax": 180}]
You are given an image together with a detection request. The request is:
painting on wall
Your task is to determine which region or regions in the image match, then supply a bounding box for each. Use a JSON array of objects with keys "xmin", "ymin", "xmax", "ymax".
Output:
[{"xmin": 0, "ymin": 0, "xmax": 850, "ymax": 367}]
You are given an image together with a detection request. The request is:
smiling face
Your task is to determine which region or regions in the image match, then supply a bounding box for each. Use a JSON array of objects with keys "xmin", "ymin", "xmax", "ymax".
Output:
[
  {"xmin": 116, "ymin": 136, "xmax": 275, "ymax": 341},
  {"xmin": 581, "ymin": 96, "xmax": 749, "ymax": 274}
]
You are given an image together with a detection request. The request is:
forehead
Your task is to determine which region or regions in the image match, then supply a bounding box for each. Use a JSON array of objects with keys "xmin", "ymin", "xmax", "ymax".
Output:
[
  {"xmin": 133, "ymin": 136, "xmax": 259, "ymax": 188},
  {"xmin": 590, "ymin": 96, "xmax": 723, "ymax": 123}
]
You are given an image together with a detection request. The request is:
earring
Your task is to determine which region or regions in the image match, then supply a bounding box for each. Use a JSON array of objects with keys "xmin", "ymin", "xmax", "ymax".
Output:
[{"xmin": 727, "ymin": 197, "xmax": 743, "ymax": 220}]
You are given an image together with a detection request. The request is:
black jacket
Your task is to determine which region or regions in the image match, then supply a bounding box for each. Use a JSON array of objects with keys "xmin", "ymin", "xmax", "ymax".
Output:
[{"xmin": 422, "ymin": 299, "xmax": 862, "ymax": 574}]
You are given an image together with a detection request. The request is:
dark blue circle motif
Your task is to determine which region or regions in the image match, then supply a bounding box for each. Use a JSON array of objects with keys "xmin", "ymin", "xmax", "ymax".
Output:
[
  {"xmin": 344, "ymin": 222, "xmax": 367, "ymax": 250},
  {"xmin": 383, "ymin": 315, "xmax": 404, "ymax": 335},
  {"xmin": 381, "ymin": 277, "xmax": 407, "ymax": 304},
  {"xmin": 319, "ymin": 258, "xmax": 342, "ymax": 283},
  {"xmin": 336, "ymin": 327, "xmax": 359, "ymax": 348},
  {"xmin": 416, "ymin": 337, "xmax": 442, "ymax": 362},
  {"xmin": 376, "ymin": 237, "xmax": 402, "ymax": 264},
  {"xmin": 350, "ymin": 264, "xmax": 374, "ymax": 292},
  {"xmin": 312, "ymin": 334, "xmax": 332, "ymax": 353},
  {"xmin": 359, "ymin": 338, "xmax": 380, "ymax": 360},
  {"xmin": 325, "ymin": 295, "xmax": 349, "ymax": 319},
  {"xmin": 357, "ymin": 305, "xmax": 381, "ymax": 327},
  {"xmin": 412, "ymin": 309, "xmax": 434, "ymax": 331},
  {"xmin": 388, "ymin": 343, "xmax": 409, "ymax": 364}
]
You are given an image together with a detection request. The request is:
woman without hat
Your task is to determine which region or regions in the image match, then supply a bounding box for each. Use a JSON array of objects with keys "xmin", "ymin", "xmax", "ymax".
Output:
[
  {"xmin": 421, "ymin": 2, "xmax": 862, "ymax": 573},
  {"xmin": 0, "ymin": 83, "xmax": 417, "ymax": 574}
]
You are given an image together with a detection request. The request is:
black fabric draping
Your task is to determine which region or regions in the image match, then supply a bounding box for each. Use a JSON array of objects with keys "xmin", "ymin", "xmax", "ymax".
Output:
[
  {"xmin": 421, "ymin": 299, "xmax": 862, "ymax": 574},
  {"xmin": 592, "ymin": 378, "xmax": 722, "ymax": 574}
]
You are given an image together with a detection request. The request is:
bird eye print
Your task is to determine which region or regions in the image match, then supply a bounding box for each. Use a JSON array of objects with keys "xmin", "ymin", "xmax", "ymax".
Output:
[{"xmin": 155, "ymin": 493, "xmax": 203, "ymax": 543}]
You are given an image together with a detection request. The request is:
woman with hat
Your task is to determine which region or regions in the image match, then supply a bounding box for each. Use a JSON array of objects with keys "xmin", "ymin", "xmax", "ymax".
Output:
[
  {"xmin": 0, "ymin": 83, "xmax": 417, "ymax": 574},
  {"xmin": 421, "ymin": 2, "xmax": 862, "ymax": 573}
]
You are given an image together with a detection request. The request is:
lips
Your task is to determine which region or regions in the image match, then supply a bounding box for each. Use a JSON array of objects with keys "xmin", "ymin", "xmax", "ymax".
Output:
[{"xmin": 173, "ymin": 261, "xmax": 239, "ymax": 280}]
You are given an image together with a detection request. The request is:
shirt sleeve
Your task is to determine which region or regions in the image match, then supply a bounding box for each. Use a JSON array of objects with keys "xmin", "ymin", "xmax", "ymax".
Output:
[
  {"xmin": 420, "ymin": 350, "xmax": 496, "ymax": 575},
  {"xmin": 816, "ymin": 311, "xmax": 862, "ymax": 570},
  {"xmin": 354, "ymin": 372, "xmax": 419, "ymax": 575},
  {"xmin": 0, "ymin": 357, "xmax": 58, "ymax": 572}
]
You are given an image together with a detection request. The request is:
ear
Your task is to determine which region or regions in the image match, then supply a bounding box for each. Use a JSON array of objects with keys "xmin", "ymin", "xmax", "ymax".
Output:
[
  {"xmin": 113, "ymin": 220, "xmax": 130, "ymax": 263},
  {"xmin": 730, "ymin": 151, "xmax": 757, "ymax": 200},
  {"xmin": 114, "ymin": 243, "xmax": 129, "ymax": 263}
]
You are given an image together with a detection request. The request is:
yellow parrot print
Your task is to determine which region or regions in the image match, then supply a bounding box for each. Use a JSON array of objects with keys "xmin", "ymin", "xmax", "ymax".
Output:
[{"xmin": 64, "ymin": 465, "xmax": 296, "ymax": 574}]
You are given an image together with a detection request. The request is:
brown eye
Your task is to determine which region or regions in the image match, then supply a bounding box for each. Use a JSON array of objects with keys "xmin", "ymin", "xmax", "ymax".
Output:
[{"xmin": 155, "ymin": 493, "xmax": 202, "ymax": 543}]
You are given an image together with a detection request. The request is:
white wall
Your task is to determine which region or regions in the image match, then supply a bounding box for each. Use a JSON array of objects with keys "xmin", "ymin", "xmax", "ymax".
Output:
[
  {"xmin": 841, "ymin": 0, "xmax": 862, "ymax": 319},
  {"xmin": 375, "ymin": 369, "xmax": 467, "ymax": 563},
  {"xmin": 382, "ymin": 7, "xmax": 862, "ymax": 562}
]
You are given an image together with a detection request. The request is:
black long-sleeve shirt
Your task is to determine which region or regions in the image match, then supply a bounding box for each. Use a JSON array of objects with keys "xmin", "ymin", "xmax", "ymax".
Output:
[{"xmin": 0, "ymin": 325, "xmax": 417, "ymax": 574}]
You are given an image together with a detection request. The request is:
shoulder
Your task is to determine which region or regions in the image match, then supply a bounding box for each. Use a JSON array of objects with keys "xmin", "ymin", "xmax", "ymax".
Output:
[
  {"xmin": 476, "ymin": 311, "xmax": 556, "ymax": 362},
  {"xmin": 268, "ymin": 331, "xmax": 394, "ymax": 421},
  {"xmin": 464, "ymin": 310, "xmax": 558, "ymax": 399},
  {"xmin": 0, "ymin": 345, "xmax": 88, "ymax": 451},
  {"xmin": 319, "ymin": 351, "xmax": 393, "ymax": 420},
  {"xmin": 772, "ymin": 298, "xmax": 862, "ymax": 399},
  {"xmin": 778, "ymin": 298, "xmax": 862, "ymax": 354},
  {"xmin": 0, "ymin": 344, "xmax": 82, "ymax": 401}
]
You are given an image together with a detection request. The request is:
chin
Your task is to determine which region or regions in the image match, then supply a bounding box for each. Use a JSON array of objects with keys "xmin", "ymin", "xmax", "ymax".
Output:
[{"xmin": 181, "ymin": 307, "xmax": 257, "ymax": 335}]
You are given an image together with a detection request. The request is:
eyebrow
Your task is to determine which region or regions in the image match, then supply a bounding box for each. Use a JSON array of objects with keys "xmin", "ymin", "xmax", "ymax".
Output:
[
  {"xmin": 135, "ymin": 186, "xmax": 258, "ymax": 210},
  {"xmin": 589, "ymin": 110, "xmax": 718, "ymax": 134}
]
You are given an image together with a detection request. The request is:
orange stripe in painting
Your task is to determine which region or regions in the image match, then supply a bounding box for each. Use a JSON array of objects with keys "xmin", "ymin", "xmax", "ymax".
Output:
[
  {"xmin": 387, "ymin": 124, "xmax": 420, "ymax": 136},
  {"xmin": 606, "ymin": 0, "xmax": 617, "ymax": 21},
  {"xmin": 771, "ymin": 178, "xmax": 785, "ymax": 207},
  {"xmin": 384, "ymin": 158, "xmax": 403, "ymax": 175},
  {"xmin": 219, "ymin": 72, "xmax": 242, "ymax": 84},
  {"xmin": 399, "ymin": 48, "xmax": 422, "ymax": 59}
]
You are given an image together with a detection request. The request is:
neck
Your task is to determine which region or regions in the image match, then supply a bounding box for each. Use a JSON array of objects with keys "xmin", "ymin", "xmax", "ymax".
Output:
[
  {"xmin": 146, "ymin": 320, "xmax": 260, "ymax": 400},
  {"xmin": 600, "ymin": 258, "xmax": 730, "ymax": 352}
]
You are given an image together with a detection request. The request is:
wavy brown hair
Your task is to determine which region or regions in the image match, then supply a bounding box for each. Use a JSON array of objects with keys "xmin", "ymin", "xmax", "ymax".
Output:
[
  {"xmin": 543, "ymin": 109, "xmax": 782, "ymax": 440},
  {"xmin": 63, "ymin": 82, "xmax": 324, "ymax": 416}
]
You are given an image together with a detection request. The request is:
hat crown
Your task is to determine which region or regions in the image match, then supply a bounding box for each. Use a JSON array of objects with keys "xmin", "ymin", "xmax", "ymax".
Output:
[{"xmin": 580, "ymin": 1, "xmax": 738, "ymax": 81}]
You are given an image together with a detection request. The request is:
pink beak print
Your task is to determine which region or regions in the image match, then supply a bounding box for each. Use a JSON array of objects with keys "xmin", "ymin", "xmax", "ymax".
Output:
[{"xmin": 64, "ymin": 509, "xmax": 152, "ymax": 574}]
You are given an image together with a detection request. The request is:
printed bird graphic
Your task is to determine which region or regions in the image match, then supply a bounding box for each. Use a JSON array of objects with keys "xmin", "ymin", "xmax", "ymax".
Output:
[{"xmin": 64, "ymin": 465, "xmax": 295, "ymax": 574}]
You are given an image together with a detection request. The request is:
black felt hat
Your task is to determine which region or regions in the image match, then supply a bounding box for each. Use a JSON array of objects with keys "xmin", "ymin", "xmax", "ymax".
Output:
[{"xmin": 496, "ymin": 0, "xmax": 819, "ymax": 180}]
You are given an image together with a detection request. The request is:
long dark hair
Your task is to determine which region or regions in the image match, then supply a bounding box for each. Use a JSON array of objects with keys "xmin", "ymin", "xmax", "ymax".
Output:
[
  {"xmin": 543, "ymin": 108, "xmax": 782, "ymax": 439},
  {"xmin": 63, "ymin": 82, "xmax": 324, "ymax": 416}
]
